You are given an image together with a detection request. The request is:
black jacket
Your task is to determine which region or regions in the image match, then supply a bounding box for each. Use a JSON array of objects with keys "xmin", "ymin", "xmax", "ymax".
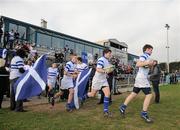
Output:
[
  {"xmin": 150, "ymin": 65, "xmax": 161, "ymax": 82},
  {"xmin": 0, "ymin": 67, "xmax": 9, "ymax": 92}
]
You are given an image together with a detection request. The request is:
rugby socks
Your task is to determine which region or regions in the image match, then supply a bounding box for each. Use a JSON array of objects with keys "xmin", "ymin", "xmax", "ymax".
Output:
[
  {"xmin": 119, "ymin": 104, "xmax": 127, "ymax": 111},
  {"xmin": 103, "ymin": 96, "xmax": 109, "ymax": 112},
  {"xmin": 82, "ymin": 93, "xmax": 89, "ymax": 100},
  {"xmin": 66, "ymin": 103, "xmax": 71, "ymax": 109},
  {"xmin": 141, "ymin": 111, "xmax": 148, "ymax": 117}
]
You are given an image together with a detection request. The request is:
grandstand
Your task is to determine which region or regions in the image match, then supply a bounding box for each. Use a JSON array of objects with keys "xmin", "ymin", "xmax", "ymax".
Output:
[
  {"xmin": 0, "ymin": 16, "xmax": 104, "ymax": 59},
  {"xmin": 97, "ymin": 39, "xmax": 128, "ymax": 65},
  {"xmin": 0, "ymin": 16, "xmax": 139, "ymax": 64}
]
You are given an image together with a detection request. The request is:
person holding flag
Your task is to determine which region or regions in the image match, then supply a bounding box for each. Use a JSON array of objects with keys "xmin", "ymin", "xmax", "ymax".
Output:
[
  {"xmin": 76, "ymin": 57, "xmax": 88, "ymax": 72},
  {"xmin": 76, "ymin": 57, "xmax": 88, "ymax": 94},
  {"xmin": 9, "ymin": 48, "xmax": 27, "ymax": 112},
  {"xmin": 82, "ymin": 48, "xmax": 113, "ymax": 117},
  {"xmin": 13, "ymin": 53, "xmax": 47, "ymax": 111}
]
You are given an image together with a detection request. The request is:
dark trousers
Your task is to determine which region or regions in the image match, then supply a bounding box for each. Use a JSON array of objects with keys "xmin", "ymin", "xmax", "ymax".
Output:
[
  {"xmin": 10, "ymin": 78, "xmax": 23, "ymax": 111},
  {"xmin": 152, "ymin": 81, "xmax": 160, "ymax": 103},
  {"xmin": 9, "ymin": 40, "xmax": 14, "ymax": 49},
  {"xmin": 0, "ymin": 77, "xmax": 7, "ymax": 108},
  {"xmin": 0, "ymin": 85, "xmax": 4, "ymax": 108},
  {"xmin": 0, "ymin": 35, "xmax": 2, "ymax": 45}
]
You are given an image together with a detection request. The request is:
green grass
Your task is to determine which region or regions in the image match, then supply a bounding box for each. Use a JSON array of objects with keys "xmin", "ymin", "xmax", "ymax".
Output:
[{"xmin": 0, "ymin": 84, "xmax": 180, "ymax": 130}]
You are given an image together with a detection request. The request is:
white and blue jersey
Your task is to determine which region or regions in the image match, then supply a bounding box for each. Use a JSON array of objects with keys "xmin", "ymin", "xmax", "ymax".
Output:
[
  {"xmin": 61, "ymin": 61, "xmax": 77, "ymax": 89},
  {"xmin": 134, "ymin": 52, "xmax": 151, "ymax": 88},
  {"xmin": 10, "ymin": 56, "xmax": 24, "ymax": 80},
  {"xmin": 96, "ymin": 56, "xmax": 111, "ymax": 79},
  {"xmin": 76, "ymin": 63, "xmax": 88, "ymax": 72},
  {"xmin": 48, "ymin": 67, "xmax": 59, "ymax": 80},
  {"xmin": 92, "ymin": 57, "xmax": 110, "ymax": 90},
  {"xmin": 47, "ymin": 67, "xmax": 59, "ymax": 88},
  {"xmin": 64, "ymin": 61, "xmax": 76, "ymax": 74}
]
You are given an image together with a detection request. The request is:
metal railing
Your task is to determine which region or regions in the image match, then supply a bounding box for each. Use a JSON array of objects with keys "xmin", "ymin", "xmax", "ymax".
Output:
[{"xmin": 112, "ymin": 74, "xmax": 135, "ymax": 94}]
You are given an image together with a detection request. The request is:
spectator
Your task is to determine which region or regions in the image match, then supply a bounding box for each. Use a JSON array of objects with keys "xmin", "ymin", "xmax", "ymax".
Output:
[
  {"xmin": 0, "ymin": 28, "xmax": 3, "ymax": 46},
  {"xmin": 8, "ymin": 29, "xmax": 15, "ymax": 49},
  {"xmin": 0, "ymin": 58, "xmax": 9, "ymax": 109},
  {"xmin": 55, "ymin": 51, "xmax": 64, "ymax": 63},
  {"xmin": 94, "ymin": 53, "xmax": 98, "ymax": 63},
  {"xmin": 3, "ymin": 31, "xmax": 9, "ymax": 48},
  {"xmin": 14, "ymin": 30, "xmax": 20, "ymax": 44},
  {"xmin": 150, "ymin": 60, "xmax": 161, "ymax": 103}
]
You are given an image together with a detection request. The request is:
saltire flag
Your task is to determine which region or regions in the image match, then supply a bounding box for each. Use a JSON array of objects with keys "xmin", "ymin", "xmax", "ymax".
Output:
[
  {"xmin": 73, "ymin": 68, "xmax": 92, "ymax": 109},
  {"xmin": 14, "ymin": 55, "xmax": 47, "ymax": 101},
  {"xmin": 81, "ymin": 52, "xmax": 88, "ymax": 64}
]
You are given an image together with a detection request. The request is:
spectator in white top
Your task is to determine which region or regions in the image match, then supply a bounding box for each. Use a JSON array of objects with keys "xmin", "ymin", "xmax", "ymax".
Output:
[{"xmin": 10, "ymin": 48, "xmax": 27, "ymax": 112}]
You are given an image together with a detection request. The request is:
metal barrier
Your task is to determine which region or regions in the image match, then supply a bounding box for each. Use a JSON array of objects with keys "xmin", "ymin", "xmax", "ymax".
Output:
[{"xmin": 112, "ymin": 74, "xmax": 135, "ymax": 94}]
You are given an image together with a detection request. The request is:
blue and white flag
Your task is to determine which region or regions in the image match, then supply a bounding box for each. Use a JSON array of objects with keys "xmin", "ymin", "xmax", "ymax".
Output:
[
  {"xmin": 81, "ymin": 52, "xmax": 88, "ymax": 64},
  {"xmin": 14, "ymin": 55, "xmax": 47, "ymax": 101},
  {"xmin": 74, "ymin": 68, "xmax": 92, "ymax": 109}
]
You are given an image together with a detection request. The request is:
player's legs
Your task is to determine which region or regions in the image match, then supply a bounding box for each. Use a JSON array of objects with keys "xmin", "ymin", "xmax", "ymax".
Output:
[
  {"xmin": 54, "ymin": 91, "xmax": 63, "ymax": 99},
  {"xmin": 141, "ymin": 88, "xmax": 153, "ymax": 123},
  {"xmin": 119, "ymin": 87, "xmax": 139, "ymax": 116},
  {"xmin": 143, "ymin": 93, "xmax": 152, "ymax": 112},
  {"xmin": 102, "ymin": 86, "xmax": 112, "ymax": 117},
  {"xmin": 87, "ymin": 89, "xmax": 98, "ymax": 97},
  {"xmin": 47, "ymin": 85, "xmax": 53, "ymax": 103},
  {"xmin": 67, "ymin": 88, "xmax": 74, "ymax": 104},
  {"xmin": 124, "ymin": 92, "xmax": 138, "ymax": 106},
  {"xmin": 65, "ymin": 88, "xmax": 74, "ymax": 112}
]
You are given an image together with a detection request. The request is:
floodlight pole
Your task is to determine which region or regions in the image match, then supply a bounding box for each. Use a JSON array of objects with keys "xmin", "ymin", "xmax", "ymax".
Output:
[{"xmin": 165, "ymin": 24, "xmax": 170, "ymax": 73}]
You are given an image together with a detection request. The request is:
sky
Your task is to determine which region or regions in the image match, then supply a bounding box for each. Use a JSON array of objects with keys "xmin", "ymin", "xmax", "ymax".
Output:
[{"xmin": 0, "ymin": 0, "xmax": 180, "ymax": 63}]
